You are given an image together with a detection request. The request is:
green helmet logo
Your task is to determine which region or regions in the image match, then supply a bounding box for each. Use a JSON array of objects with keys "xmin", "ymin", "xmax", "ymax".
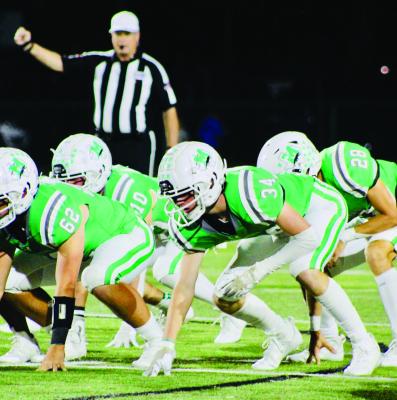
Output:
[
  {"xmin": 194, "ymin": 149, "xmax": 209, "ymax": 167},
  {"xmin": 90, "ymin": 141, "xmax": 103, "ymax": 157},
  {"xmin": 9, "ymin": 157, "xmax": 25, "ymax": 176}
]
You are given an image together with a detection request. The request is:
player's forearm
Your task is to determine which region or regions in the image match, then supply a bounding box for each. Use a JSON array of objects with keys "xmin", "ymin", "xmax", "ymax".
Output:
[
  {"xmin": 163, "ymin": 107, "xmax": 180, "ymax": 147},
  {"xmin": 29, "ymin": 43, "xmax": 64, "ymax": 72},
  {"xmin": 0, "ymin": 253, "xmax": 13, "ymax": 300},
  {"xmin": 55, "ymin": 254, "xmax": 83, "ymax": 297},
  {"xmin": 354, "ymin": 213, "xmax": 397, "ymax": 235},
  {"xmin": 163, "ymin": 282, "xmax": 194, "ymax": 340}
]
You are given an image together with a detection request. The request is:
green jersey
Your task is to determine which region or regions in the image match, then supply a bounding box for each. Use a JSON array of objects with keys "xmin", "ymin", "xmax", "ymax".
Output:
[
  {"xmin": 0, "ymin": 177, "xmax": 143, "ymax": 257},
  {"xmin": 169, "ymin": 166, "xmax": 315, "ymax": 252},
  {"xmin": 103, "ymin": 165, "xmax": 158, "ymax": 219},
  {"xmin": 321, "ymin": 141, "xmax": 397, "ymax": 220}
]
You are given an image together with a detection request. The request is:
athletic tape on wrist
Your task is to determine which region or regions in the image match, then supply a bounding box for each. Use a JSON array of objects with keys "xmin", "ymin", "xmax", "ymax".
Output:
[{"xmin": 51, "ymin": 296, "xmax": 75, "ymax": 344}]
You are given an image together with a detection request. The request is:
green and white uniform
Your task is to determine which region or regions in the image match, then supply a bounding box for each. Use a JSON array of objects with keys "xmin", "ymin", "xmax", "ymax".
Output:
[
  {"xmin": 4, "ymin": 177, "xmax": 154, "ymax": 292},
  {"xmin": 104, "ymin": 165, "xmax": 158, "ymax": 220},
  {"xmin": 103, "ymin": 165, "xmax": 182, "ymax": 282},
  {"xmin": 321, "ymin": 141, "xmax": 397, "ymax": 251},
  {"xmin": 169, "ymin": 166, "xmax": 347, "ymax": 287}
]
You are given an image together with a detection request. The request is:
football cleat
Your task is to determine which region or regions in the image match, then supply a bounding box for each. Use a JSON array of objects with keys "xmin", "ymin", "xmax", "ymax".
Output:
[
  {"xmin": 343, "ymin": 334, "xmax": 380, "ymax": 376},
  {"xmin": 252, "ymin": 317, "xmax": 302, "ymax": 370},
  {"xmin": 214, "ymin": 313, "xmax": 247, "ymax": 344},
  {"xmin": 380, "ymin": 339, "xmax": 397, "ymax": 367},
  {"xmin": 0, "ymin": 332, "xmax": 43, "ymax": 363}
]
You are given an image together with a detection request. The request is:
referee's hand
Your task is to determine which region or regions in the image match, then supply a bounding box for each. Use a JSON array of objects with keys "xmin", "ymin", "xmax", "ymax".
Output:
[{"xmin": 14, "ymin": 26, "xmax": 32, "ymax": 47}]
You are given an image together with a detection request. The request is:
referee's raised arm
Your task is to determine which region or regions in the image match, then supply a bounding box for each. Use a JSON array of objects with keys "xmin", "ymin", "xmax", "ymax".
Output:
[{"xmin": 14, "ymin": 26, "xmax": 64, "ymax": 72}]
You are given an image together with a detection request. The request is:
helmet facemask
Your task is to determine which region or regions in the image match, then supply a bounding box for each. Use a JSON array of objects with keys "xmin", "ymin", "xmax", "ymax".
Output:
[
  {"xmin": 159, "ymin": 142, "xmax": 226, "ymax": 228},
  {"xmin": 50, "ymin": 134, "xmax": 112, "ymax": 193}
]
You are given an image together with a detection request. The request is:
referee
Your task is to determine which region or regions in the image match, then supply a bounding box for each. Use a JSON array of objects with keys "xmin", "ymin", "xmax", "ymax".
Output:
[{"xmin": 14, "ymin": 10, "xmax": 180, "ymax": 176}]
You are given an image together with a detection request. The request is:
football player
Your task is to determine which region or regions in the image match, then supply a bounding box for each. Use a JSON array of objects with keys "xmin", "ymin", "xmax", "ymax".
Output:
[
  {"xmin": 143, "ymin": 141, "xmax": 380, "ymax": 377},
  {"xmin": 257, "ymin": 131, "xmax": 397, "ymax": 367},
  {"xmin": 0, "ymin": 147, "xmax": 162, "ymax": 371},
  {"xmin": 50, "ymin": 134, "xmax": 246, "ymax": 360}
]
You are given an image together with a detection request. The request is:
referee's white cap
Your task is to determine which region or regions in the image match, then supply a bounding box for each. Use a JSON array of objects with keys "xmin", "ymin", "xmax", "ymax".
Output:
[{"xmin": 109, "ymin": 11, "xmax": 140, "ymax": 33}]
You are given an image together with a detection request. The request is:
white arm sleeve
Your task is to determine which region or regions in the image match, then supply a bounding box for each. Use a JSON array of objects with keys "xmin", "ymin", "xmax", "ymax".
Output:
[{"xmin": 252, "ymin": 226, "xmax": 320, "ymax": 282}]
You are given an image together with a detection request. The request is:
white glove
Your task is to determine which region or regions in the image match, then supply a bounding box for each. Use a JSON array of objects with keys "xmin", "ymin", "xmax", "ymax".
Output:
[
  {"xmin": 220, "ymin": 267, "xmax": 259, "ymax": 299},
  {"xmin": 106, "ymin": 321, "xmax": 140, "ymax": 348},
  {"xmin": 143, "ymin": 339, "xmax": 176, "ymax": 377}
]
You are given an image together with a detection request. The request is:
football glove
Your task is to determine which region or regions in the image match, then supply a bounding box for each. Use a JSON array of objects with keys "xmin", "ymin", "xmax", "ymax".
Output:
[{"xmin": 143, "ymin": 339, "xmax": 176, "ymax": 377}]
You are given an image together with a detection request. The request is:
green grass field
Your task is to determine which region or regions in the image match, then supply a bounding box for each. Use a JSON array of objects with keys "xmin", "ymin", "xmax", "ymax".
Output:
[{"xmin": 0, "ymin": 244, "xmax": 396, "ymax": 400}]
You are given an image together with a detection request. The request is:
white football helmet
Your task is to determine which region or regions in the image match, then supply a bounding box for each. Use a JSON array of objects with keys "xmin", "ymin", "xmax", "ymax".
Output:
[
  {"xmin": 0, "ymin": 147, "xmax": 38, "ymax": 229},
  {"xmin": 50, "ymin": 133, "xmax": 112, "ymax": 193},
  {"xmin": 158, "ymin": 141, "xmax": 226, "ymax": 227},
  {"xmin": 257, "ymin": 131, "xmax": 321, "ymax": 176}
]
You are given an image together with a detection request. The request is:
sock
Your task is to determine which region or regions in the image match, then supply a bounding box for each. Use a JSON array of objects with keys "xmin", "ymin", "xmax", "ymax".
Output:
[
  {"xmin": 73, "ymin": 306, "xmax": 85, "ymax": 320},
  {"xmin": 193, "ymin": 273, "xmax": 215, "ymax": 303},
  {"xmin": 316, "ymin": 278, "xmax": 368, "ymax": 345},
  {"xmin": 136, "ymin": 314, "xmax": 162, "ymax": 342},
  {"xmin": 375, "ymin": 268, "xmax": 397, "ymax": 339},
  {"xmin": 232, "ymin": 293, "xmax": 286, "ymax": 334},
  {"xmin": 0, "ymin": 297, "xmax": 31, "ymax": 336},
  {"xmin": 320, "ymin": 307, "xmax": 339, "ymax": 338}
]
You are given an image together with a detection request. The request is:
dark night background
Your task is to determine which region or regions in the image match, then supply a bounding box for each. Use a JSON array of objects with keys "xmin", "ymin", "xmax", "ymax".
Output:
[{"xmin": 0, "ymin": 1, "xmax": 396, "ymax": 173}]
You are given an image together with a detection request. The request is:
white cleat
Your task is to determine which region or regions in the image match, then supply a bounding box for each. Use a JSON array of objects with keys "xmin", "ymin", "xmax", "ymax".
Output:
[
  {"xmin": 131, "ymin": 338, "xmax": 163, "ymax": 370},
  {"xmin": 286, "ymin": 335, "xmax": 346, "ymax": 363},
  {"xmin": 252, "ymin": 317, "xmax": 302, "ymax": 370},
  {"xmin": 214, "ymin": 314, "xmax": 247, "ymax": 344},
  {"xmin": 380, "ymin": 339, "xmax": 397, "ymax": 367},
  {"xmin": 106, "ymin": 321, "xmax": 140, "ymax": 348},
  {"xmin": 0, "ymin": 332, "xmax": 44, "ymax": 363},
  {"xmin": 65, "ymin": 318, "xmax": 87, "ymax": 361},
  {"xmin": 344, "ymin": 334, "xmax": 381, "ymax": 376}
]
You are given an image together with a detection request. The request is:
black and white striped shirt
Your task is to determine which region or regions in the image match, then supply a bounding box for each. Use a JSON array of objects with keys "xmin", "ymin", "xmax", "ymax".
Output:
[{"xmin": 63, "ymin": 49, "xmax": 177, "ymax": 135}]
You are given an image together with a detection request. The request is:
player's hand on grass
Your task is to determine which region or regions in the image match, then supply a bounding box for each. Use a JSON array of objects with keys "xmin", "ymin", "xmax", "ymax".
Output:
[
  {"xmin": 106, "ymin": 321, "xmax": 140, "ymax": 348},
  {"xmin": 143, "ymin": 339, "xmax": 176, "ymax": 377},
  {"xmin": 307, "ymin": 331, "xmax": 336, "ymax": 365},
  {"xmin": 38, "ymin": 344, "xmax": 66, "ymax": 372},
  {"xmin": 14, "ymin": 26, "xmax": 32, "ymax": 47}
]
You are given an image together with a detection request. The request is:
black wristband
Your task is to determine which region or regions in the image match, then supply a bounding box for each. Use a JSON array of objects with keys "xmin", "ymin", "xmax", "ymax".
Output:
[
  {"xmin": 52, "ymin": 296, "xmax": 75, "ymax": 329},
  {"xmin": 51, "ymin": 296, "xmax": 75, "ymax": 345},
  {"xmin": 22, "ymin": 41, "xmax": 33, "ymax": 53},
  {"xmin": 51, "ymin": 327, "xmax": 69, "ymax": 345}
]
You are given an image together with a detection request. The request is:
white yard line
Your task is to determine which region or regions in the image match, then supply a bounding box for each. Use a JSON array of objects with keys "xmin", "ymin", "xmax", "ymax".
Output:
[{"xmin": 0, "ymin": 361, "xmax": 394, "ymax": 382}]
